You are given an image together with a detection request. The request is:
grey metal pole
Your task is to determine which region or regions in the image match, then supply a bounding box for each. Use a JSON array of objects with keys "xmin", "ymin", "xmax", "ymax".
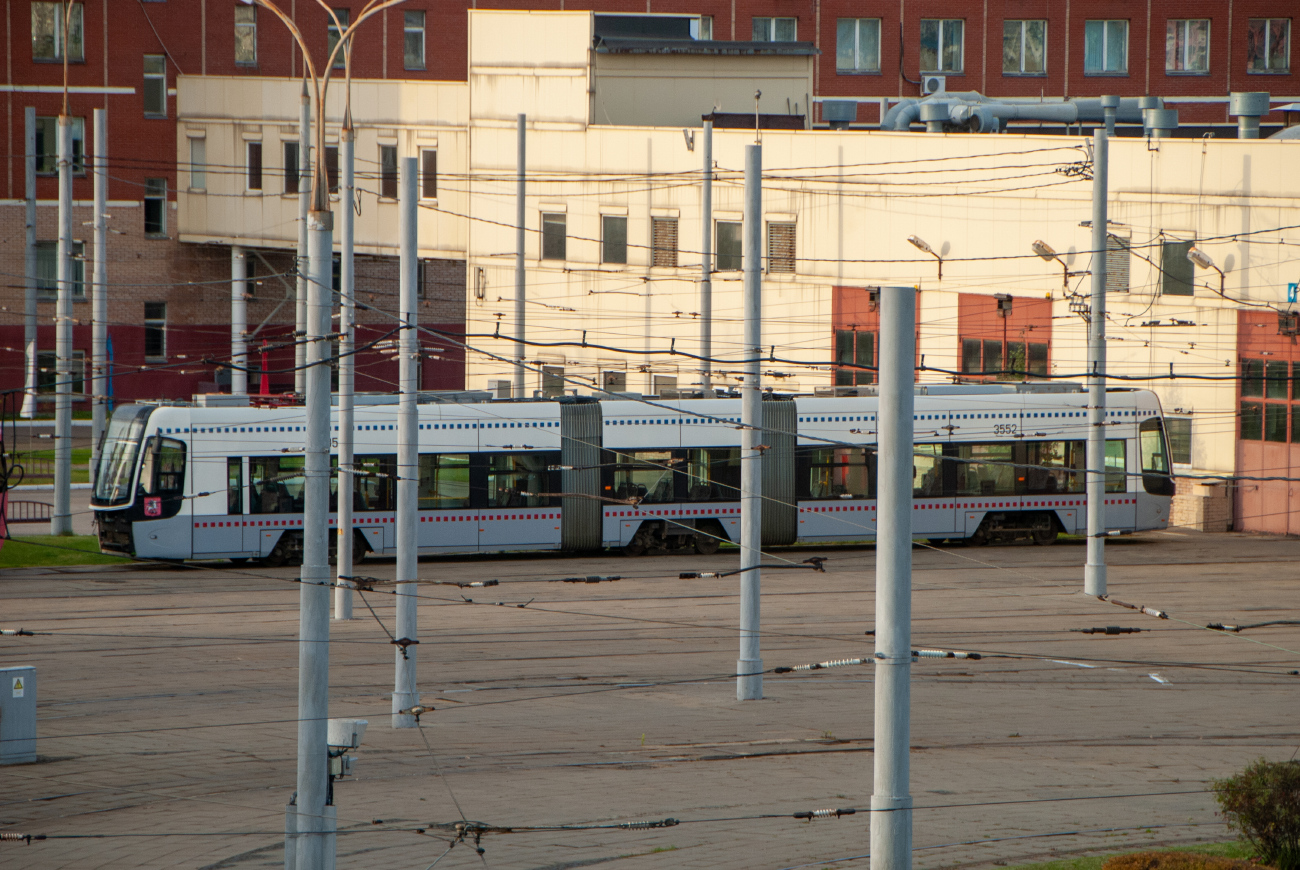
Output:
[
  {"xmin": 295, "ymin": 202, "xmax": 335, "ymax": 870},
  {"xmin": 51, "ymin": 115, "xmax": 73, "ymax": 536},
  {"xmin": 699, "ymin": 120, "xmax": 713, "ymax": 394},
  {"xmin": 870, "ymin": 285, "xmax": 916, "ymax": 870},
  {"xmin": 1085, "ymin": 131, "xmax": 1109, "ymax": 598},
  {"xmin": 392, "ymin": 156, "xmax": 420, "ymax": 728},
  {"xmin": 513, "ymin": 114, "xmax": 526, "ymax": 400},
  {"xmin": 335, "ymin": 121, "xmax": 356, "ymax": 620},
  {"xmin": 91, "ymin": 109, "xmax": 107, "ymax": 468},
  {"xmin": 295, "ymin": 81, "xmax": 310, "ymax": 396},
  {"xmin": 21, "ymin": 107, "xmax": 37, "ymax": 420},
  {"xmin": 736, "ymin": 143, "xmax": 763, "ymax": 702},
  {"xmin": 231, "ymin": 246, "xmax": 248, "ymax": 395}
]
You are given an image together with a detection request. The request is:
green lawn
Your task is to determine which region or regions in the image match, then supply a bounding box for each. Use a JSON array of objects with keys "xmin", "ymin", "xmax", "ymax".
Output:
[
  {"xmin": 1002, "ymin": 841, "xmax": 1254, "ymax": 870},
  {"xmin": 0, "ymin": 535, "xmax": 131, "ymax": 569},
  {"xmin": 14, "ymin": 448, "xmax": 92, "ymax": 484}
]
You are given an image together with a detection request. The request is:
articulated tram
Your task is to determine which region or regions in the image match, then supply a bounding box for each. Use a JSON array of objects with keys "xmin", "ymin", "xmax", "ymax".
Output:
[{"xmin": 90, "ymin": 384, "xmax": 1175, "ymax": 563}]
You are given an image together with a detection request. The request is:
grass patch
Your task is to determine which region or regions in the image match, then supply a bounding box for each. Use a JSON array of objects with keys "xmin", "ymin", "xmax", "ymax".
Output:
[
  {"xmin": 1002, "ymin": 842, "xmax": 1256, "ymax": 870},
  {"xmin": 14, "ymin": 448, "xmax": 92, "ymax": 484},
  {"xmin": 0, "ymin": 535, "xmax": 131, "ymax": 569}
]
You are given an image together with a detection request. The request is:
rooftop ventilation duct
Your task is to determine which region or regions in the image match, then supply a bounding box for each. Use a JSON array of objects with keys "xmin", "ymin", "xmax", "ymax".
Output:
[
  {"xmin": 1230, "ymin": 92, "xmax": 1271, "ymax": 139},
  {"xmin": 883, "ymin": 93, "xmax": 1150, "ymax": 134}
]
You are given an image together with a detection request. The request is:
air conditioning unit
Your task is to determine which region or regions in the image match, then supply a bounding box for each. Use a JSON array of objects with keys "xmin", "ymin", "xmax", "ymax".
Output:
[{"xmin": 922, "ymin": 75, "xmax": 946, "ymax": 96}]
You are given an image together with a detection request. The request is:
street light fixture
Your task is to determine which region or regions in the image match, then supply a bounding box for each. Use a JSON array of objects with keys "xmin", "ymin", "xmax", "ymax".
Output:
[
  {"xmin": 907, "ymin": 235, "xmax": 942, "ymax": 281},
  {"xmin": 1187, "ymin": 245, "xmax": 1225, "ymax": 297},
  {"xmin": 1031, "ymin": 239, "xmax": 1085, "ymax": 294}
]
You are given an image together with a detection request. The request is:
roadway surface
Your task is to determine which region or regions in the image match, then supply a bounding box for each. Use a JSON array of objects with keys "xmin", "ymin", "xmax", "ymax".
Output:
[{"xmin": 1, "ymin": 530, "xmax": 1298, "ymax": 870}]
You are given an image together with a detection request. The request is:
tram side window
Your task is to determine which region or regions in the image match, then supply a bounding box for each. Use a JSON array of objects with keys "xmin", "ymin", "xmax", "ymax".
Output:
[
  {"xmin": 250, "ymin": 455, "xmax": 305, "ymax": 514},
  {"xmin": 139, "ymin": 437, "xmax": 186, "ymax": 496},
  {"xmin": 953, "ymin": 442, "xmax": 1015, "ymax": 496},
  {"xmin": 353, "ymin": 454, "xmax": 395, "ymax": 512},
  {"xmin": 684, "ymin": 448, "xmax": 741, "ymax": 501},
  {"xmin": 487, "ymin": 453, "xmax": 555, "ymax": 507},
  {"xmin": 913, "ymin": 444, "xmax": 946, "ymax": 497},
  {"xmin": 803, "ymin": 447, "xmax": 875, "ymax": 499},
  {"xmin": 418, "ymin": 454, "xmax": 470, "ymax": 510},
  {"xmin": 1021, "ymin": 441, "xmax": 1085, "ymax": 494},
  {"xmin": 612, "ymin": 450, "xmax": 677, "ymax": 504},
  {"xmin": 1105, "ymin": 440, "xmax": 1127, "ymax": 493},
  {"xmin": 227, "ymin": 457, "xmax": 243, "ymax": 515}
]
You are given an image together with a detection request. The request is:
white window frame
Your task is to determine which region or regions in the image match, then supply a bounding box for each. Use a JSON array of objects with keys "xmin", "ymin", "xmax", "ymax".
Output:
[
  {"xmin": 752, "ymin": 17, "xmax": 797, "ymax": 42},
  {"xmin": 143, "ymin": 55, "xmax": 167, "ymax": 117},
  {"xmin": 1003, "ymin": 19, "xmax": 1047, "ymax": 75},
  {"xmin": 234, "ymin": 5, "xmax": 257, "ymax": 66},
  {"xmin": 189, "ymin": 137, "xmax": 206, "ymax": 191},
  {"xmin": 327, "ymin": 8, "xmax": 349, "ymax": 69},
  {"xmin": 31, "ymin": 1, "xmax": 83, "ymax": 62},
  {"xmin": 1084, "ymin": 20, "xmax": 1129, "ymax": 75},
  {"xmin": 404, "ymin": 10, "xmax": 425, "ymax": 70},
  {"xmin": 836, "ymin": 18, "xmax": 881, "ymax": 73},
  {"xmin": 1166, "ymin": 19, "xmax": 1210, "ymax": 74},
  {"xmin": 920, "ymin": 19, "xmax": 964, "ymax": 73},
  {"xmin": 690, "ymin": 16, "xmax": 712, "ymax": 40},
  {"xmin": 1247, "ymin": 18, "xmax": 1291, "ymax": 73}
]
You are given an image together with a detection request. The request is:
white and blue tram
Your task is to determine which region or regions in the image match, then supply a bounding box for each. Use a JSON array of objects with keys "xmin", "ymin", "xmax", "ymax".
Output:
[{"xmin": 90, "ymin": 384, "xmax": 1175, "ymax": 563}]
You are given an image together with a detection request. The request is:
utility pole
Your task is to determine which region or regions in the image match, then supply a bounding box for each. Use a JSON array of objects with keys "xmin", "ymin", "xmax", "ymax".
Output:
[
  {"xmin": 21, "ymin": 107, "xmax": 37, "ymax": 420},
  {"xmin": 513, "ymin": 113, "xmax": 526, "ymax": 400},
  {"xmin": 231, "ymin": 246, "xmax": 249, "ymax": 395},
  {"xmin": 1084, "ymin": 130, "xmax": 1109, "ymax": 598},
  {"xmin": 699, "ymin": 119, "xmax": 713, "ymax": 394},
  {"xmin": 335, "ymin": 116, "xmax": 355, "ymax": 619},
  {"xmin": 51, "ymin": 114, "xmax": 73, "ymax": 536},
  {"xmin": 295, "ymin": 79, "xmax": 310, "ymax": 396},
  {"xmin": 871, "ymin": 285, "xmax": 916, "ymax": 870},
  {"xmin": 736, "ymin": 142, "xmax": 763, "ymax": 701},
  {"xmin": 392, "ymin": 156, "xmax": 420, "ymax": 728},
  {"xmin": 91, "ymin": 109, "xmax": 107, "ymax": 467}
]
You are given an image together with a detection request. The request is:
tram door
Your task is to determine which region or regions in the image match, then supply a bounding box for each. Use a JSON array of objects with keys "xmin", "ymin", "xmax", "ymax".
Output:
[{"xmin": 206, "ymin": 456, "xmax": 246, "ymax": 554}]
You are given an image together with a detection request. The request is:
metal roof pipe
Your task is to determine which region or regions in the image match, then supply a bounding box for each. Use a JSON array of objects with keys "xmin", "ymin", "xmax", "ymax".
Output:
[
  {"xmin": 1100, "ymin": 95, "xmax": 1120, "ymax": 137},
  {"xmin": 1143, "ymin": 108, "xmax": 1179, "ymax": 138},
  {"xmin": 884, "ymin": 99, "xmax": 920, "ymax": 131},
  {"xmin": 1230, "ymin": 92, "xmax": 1270, "ymax": 139},
  {"xmin": 919, "ymin": 102, "xmax": 949, "ymax": 132}
]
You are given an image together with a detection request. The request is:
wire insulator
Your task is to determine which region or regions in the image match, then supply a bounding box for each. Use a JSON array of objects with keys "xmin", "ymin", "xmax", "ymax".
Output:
[
  {"xmin": 0, "ymin": 629, "xmax": 35, "ymax": 636},
  {"xmin": 793, "ymin": 808, "xmax": 857, "ymax": 820},
  {"xmin": 616, "ymin": 818, "xmax": 679, "ymax": 830},
  {"xmin": 0, "ymin": 833, "xmax": 44, "ymax": 843},
  {"xmin": 913, "ymin": 649, "xmax": 982, "ymax": 660}
]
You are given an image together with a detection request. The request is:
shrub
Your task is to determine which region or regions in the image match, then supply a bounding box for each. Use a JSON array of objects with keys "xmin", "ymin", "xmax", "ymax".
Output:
[
  {"xmin": 1102, "ymin": 853, "xmax": 1268, "ymax": 870},
  {"xmin": 1213, "ymin": 758, "xmax": 1300, "ymax": 870}
]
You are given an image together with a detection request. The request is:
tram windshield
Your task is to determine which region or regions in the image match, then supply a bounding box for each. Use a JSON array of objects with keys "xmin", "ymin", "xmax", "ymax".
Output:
[{"xmin": 92, "ymin": 405, "xmax": 153, "ymax": 506}]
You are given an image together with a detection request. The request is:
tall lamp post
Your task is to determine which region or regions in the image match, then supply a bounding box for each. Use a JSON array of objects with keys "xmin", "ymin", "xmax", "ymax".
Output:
[{"xmin": 238, "ymin": 4, "xmax": 404, "ymax": 869}]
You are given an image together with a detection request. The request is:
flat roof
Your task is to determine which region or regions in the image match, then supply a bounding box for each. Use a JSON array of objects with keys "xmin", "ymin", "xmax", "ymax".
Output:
[{"xmin": 593, "ymin": 36, "xmax": 819, "ymax": 55}]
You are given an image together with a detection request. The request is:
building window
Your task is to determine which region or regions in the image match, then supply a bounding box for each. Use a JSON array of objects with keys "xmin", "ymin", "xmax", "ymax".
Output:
[
  {"xmin": 1085, "ymin": 20, "xmax": 1128, "ymax": 74},
  {"xmin": 36, "ymin": 241, "xmax": 85, "ymax": 300},
  {"xmin": 32, "ymin": 2, "xmax": 83, "ymax": 62},
  {"xmin": 189, "ymin": 138, "xmax": 206, "ymax": 190},
  {"xmin": 716, "ymin": 221, "xmax": 742, "ymax": 271},
  {"xmin": 1106, "ymin": 234, "xmax": 1130, "ymax": 293},
  {"xmin": 541, "ymin": 213, "xmax": 567, "ymax": 261},
  {"xmin": 1166, "ymin": 20, "xmax": 1210, "ymax": 73},
  {"xmin": 1240, "ymin": 358, "xmax": 1292, "ymax": 442},
  {"xmin": 602, "ymin": 215, "xmax": 627, "ymax": 265},
  {"xmin": 404, "ymin": 10, "xmax": 425, "ymax": 70},
  {"xmin": 143, "ymin": 55, "xmax": 167, "ymax": 116},
  {"xmin": 920, "ymin": 19, "xmax": 964, "ymax": 73},
  {"xmin": 379, "ymin": 144, "xmax": 397, "ymax": 198},
  {"xmin": 421, "ymin": 149, "xmax": 437, "ymax": 199},
  {"xmin": 602, "ymin": 370, "xmax": 627, "ymax": 391},
  {"xmin": 836, "ymin": 19, "xmax": 881, "ymax": 72},
  {"xmin": 1160, "ymin": 239, "xmax": 1195, "ymax": 295},
  {"xmin": 752, "ymin": 17, "xmax": 797, "ymax": 42},
  {"xmin": 234, "ymin": 5, "xmax": 257, "ymax": 65},
  {"xmin": 653, "ymin": 375, "xmax": 677, "ymax": 396},
  {"xmin": 961, "ymin": 338, "xmax": 1048, "ymax": 379},
  {"xmin": 247, "ymin": 142, "xmax": 263, "ymax": 191},
  {"xmin": 144, "ymin": 302, "xmax": 167, "ymax": 360},
  {"xmin": 1003, "ymin": 20, "xmax": 1046, "ymax": 75},
  {"xmin": 327, "ymin": 8, "xmax": 349, "ymax": 69},
  {"xmin": 324, "ymin": 145, "xmax": 339, "ymax": 193},
  {"xmin": 834, "ymin": 330, "xmax": 875, "ymax": 386},
  {"xmin": 651, "ymin": 218, "xmax": 678, "ymax": 267},
  {"xmin": 144, "ymin": 179, "xmax": 167, "ymax": 237},
  {"xmin": 1166, "ymin": 417, "xmax": 1192, "ymax": 464},
  {"xmin": 767, "ymin": 222, "xmax": 795, "ymax": 273},
  {"xmin": 1248, "ymin": 19, "xmax": 1290, "ymax": 73},
  {"xmin": 691, "ymin": 16, "xmax": 712, "ymax": 40},
  {"xmin": 284, "ymin": 141, "xmax": 300, "ymax": 194},
  {"xmin": 35, "ymin": 116, "xmax": 85, "ymax": 175},
  {"xmin": 37, "ymin": 350, "xmax": 85, "ymax": 394}
]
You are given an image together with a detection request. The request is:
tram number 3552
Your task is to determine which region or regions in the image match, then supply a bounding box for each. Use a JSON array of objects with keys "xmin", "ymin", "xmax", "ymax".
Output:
[{"xmin": 993, "ymin": 423, "xmax": 1019, "ymax": 435}]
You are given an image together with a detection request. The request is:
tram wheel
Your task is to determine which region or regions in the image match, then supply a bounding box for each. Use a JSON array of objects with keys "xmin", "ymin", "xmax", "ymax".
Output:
[
  {"xmin": 1031, "ymin": 516, "xmax": 1059, "ymax": 546},
  {"xmin": 694, "ymin": 533, "xmax": 721, "ymax": 555}
]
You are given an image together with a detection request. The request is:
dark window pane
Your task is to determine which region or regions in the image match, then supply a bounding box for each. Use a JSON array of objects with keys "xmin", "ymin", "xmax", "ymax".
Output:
[
  {"xmin": 955, "ymin": 442, "xmax": 1016, "ymax": 495},
  {"xmin": 143, "ymin": 179, "xmax": 166, "ymax": 236},
  {"xmin": 1241, "ymin": 402, "xmax": 1263, "ymax": 440},
  {"xmin": 1293, "ymin": 361, "xmax": 1300, "ymax": 400},
  {"xmin": 835, "ymin": 330, "xmax": 854, "ymax": 365},
  {"xmin": 855, "ymin": 331, "xmax": 874, "ymax": 369},
  {"xmin": 1006, "ymin": 342, "xmax": 1026, "ymax": 379},
  {"xmin": 1161, "ymin": 240, "xmax": 1195, "ymax": 295},
  {"xmin": 541, "ymin": 213, "xmax": 566, "ymax": 260},
  {"xmin": 961, "ymin": 338, "xmax": 981, "ymax": 373},
  {"xmin": 804, "ymin": 446, "xmax": 874, "ymax": 499},
  {"xmin": 602, "ymin": 215, "xmax": 627, "ymax": 264},
  {"xmin": 1241, "ymin": 359, "xmax": 1264, "ymax": 397},
  {"xmin": 418, "ymin": 454, "xmax": 470, "ymax": 510},
  {"xmin": 983, "ymin": 339, "xmax": 1003, "ymax": 374},
  {"xmin": 1265, "ymin": 404, "xmax": 1288, "ymax": 442},
  {"xmin": 325, "ymin": 145, "xmax": 339, "ymax": 193},
  {"xmin": 247, "ymin": 142, "xmax": 262, "ymax": 190},
  {"xmin": 284, "ymin": 142, "xmax": 300, "ymax": 194},
  {"xmin": 1028, "ymin": 342, "xmax": 1049, "ymax": 376},
  {"xmin": 1104, "ymin": 439, "xmax": 1127, "ymax": 493},
  {"xmin": 834, "ymin": 369, "xmax": 853, "ymax": 386},
  {"xmin": 228, "ymin": 457, "xmax": 243, "ymax": 515},
  {"xmin": 1265, "ymin": 360, "xmax": 1289, "ymax": 398},
  {"xmin": 1166, "ymin": 417, "xmax": 1191, "ymax": 464},
  {"xmin": 421, "ymin": 149, "xmax": 437, "ymax": 198},
  {"xmin": 379, "ymin": 145, "xmax": 397, "ymax": 198},
  {"xmin": 716, "ymin": 221, "xmax": 742, "ymax": 270}
]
